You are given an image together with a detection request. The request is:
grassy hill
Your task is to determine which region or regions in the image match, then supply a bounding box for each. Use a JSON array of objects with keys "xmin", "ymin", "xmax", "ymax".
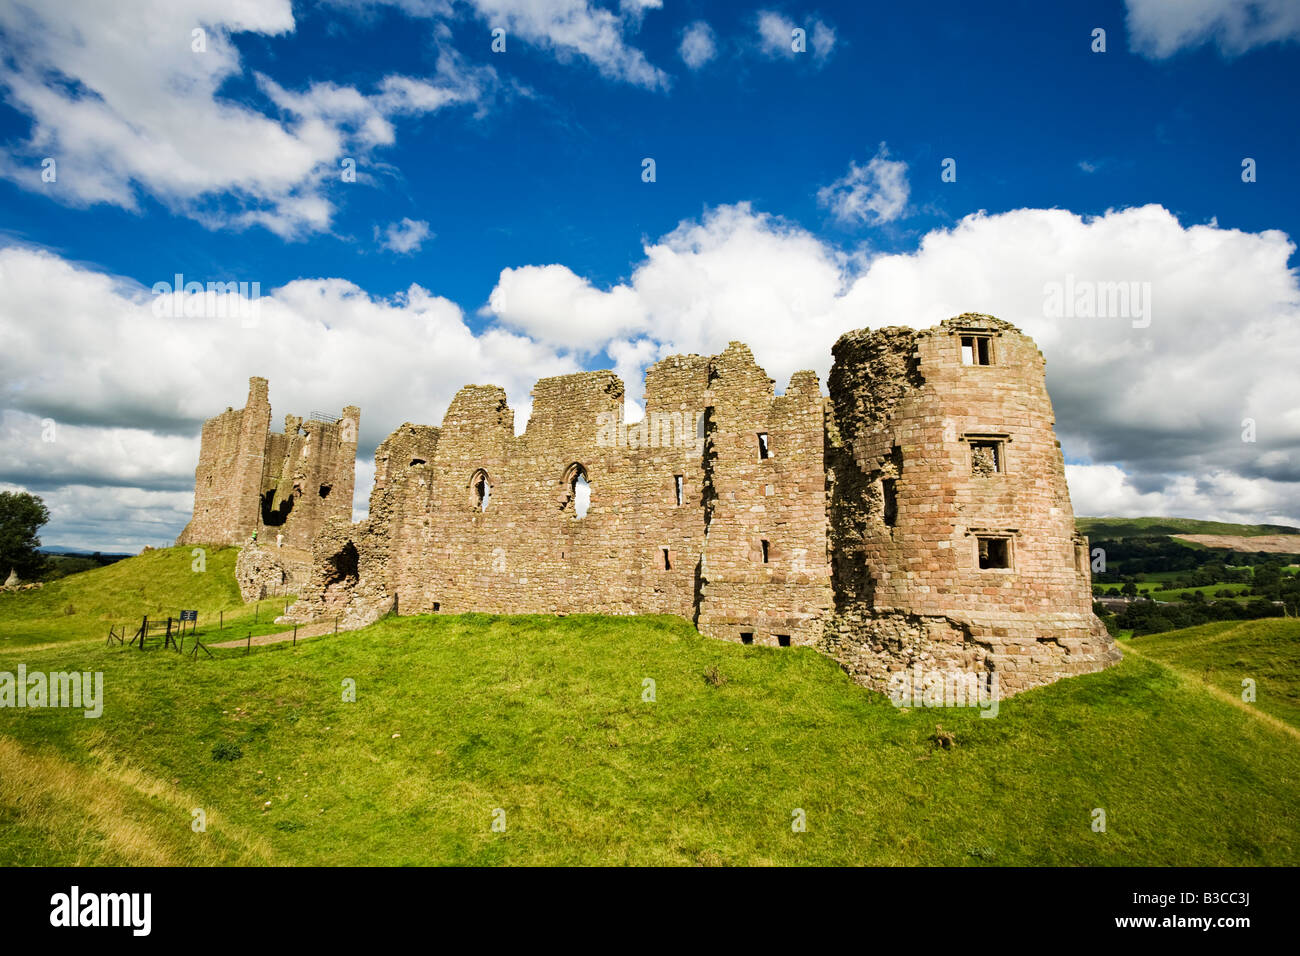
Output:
[
  {"xmin": 0, "ymin": 545, "xmax": 299, "ymax": 649},
  {"xmin": 2, "ymin": 607, "xmax": 1298, "ymax": 866},
  {"xmin": 1123, "ymin": 619, "xmax": 1300, "ymax": 731},
  {"xmin": 1077, "ymin": 516, "xmax": 1300, "ymax": 539}
]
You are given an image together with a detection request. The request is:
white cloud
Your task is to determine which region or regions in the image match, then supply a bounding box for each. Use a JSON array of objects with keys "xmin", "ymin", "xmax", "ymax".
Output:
[
  {"xmin": 1125, "ymin": 0, "xmax": 1300, "ymax": 58},
  {"xmin": 464, "ymin": 0, "xmax": 669, "ymax": 88},
  {"xmin": 756, "ymin": 11, "xmax": 836, "ymax": 62},
  {"xmin": 6, "ymin": 200, "xmax": 1300, "ymax": 548},
  {"xmin": 0, "ymin": 0, "xmax": 494, "ymax": 238},
  {"xmin": 6, "ymin": 484, "xmax": 198, "ymax": 555},
  {"xmin": 817, "ymin": 143, "xmax": 910, "ymax": 226},
  {"xmin": 376, "ymin": 218, "xmax": 432, "ymax": 253},
  {"xmin": 0, "ymin": 244, "xmax": 577, "ymax": 546},
  {"xmin": 482, "ymin": 201, "xmax": 1300, "ymax": 524},
  {"xmin": 679, "ymin": 21, "xmax": 718, "ymax": 70},
  {"xmin": 488, "ymin": 264, "xmax": 648, "ymax": 352},
  {"xmin": 1066, "ymin": 464, "xmax": 1300, "ymax": 527}
]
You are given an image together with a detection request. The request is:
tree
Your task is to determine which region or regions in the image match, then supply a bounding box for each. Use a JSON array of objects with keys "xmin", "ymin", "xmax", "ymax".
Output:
[
  {"xmin": 1253, "ymin": 563, "xmax": 1282, "ymax": 599},
  {"xmin": 0, "ymin": 491, "xmax": 50, "ymax": 581}
]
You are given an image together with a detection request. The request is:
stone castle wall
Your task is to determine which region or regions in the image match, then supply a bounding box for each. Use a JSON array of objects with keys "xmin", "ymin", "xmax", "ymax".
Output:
[
  {"xmin": 177, "ymin": 378, "xmax": 359, "ymax": 561},
  {"xmin": 183, "ymin": 315, "xmax": 1118, "ymax": 697},
  {"xmin": 288, "ymin": 344, "xmax": 831, "ymax": 644}
]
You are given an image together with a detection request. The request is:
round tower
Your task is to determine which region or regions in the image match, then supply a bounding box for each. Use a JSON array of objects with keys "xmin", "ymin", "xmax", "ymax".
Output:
[{"xmin": 822, "ymin": 314, "xmax": 1119, "ymax": 697}]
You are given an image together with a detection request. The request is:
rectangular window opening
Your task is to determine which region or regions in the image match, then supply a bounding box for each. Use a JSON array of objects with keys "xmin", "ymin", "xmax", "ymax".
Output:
[
  {"xmin": 674, "ymin": 474, "xmax": 683, "ymax": 506},
  {"xmin": 970, "ymin": 440, "xmax": 1003, "ymax": 476},
  {"xmin": 882, "ymin": 478, "xmax": 898, "ymax": 526},
  {"xmin": 977, "ymin": 536, "xmax": 1012, "ymax": 570},
  {"xmin": 961, "ymin": 335, "xmax": 992, "ymax": 366},
  {"xmin": 761, "ymin": 539, "xmax": 770, "ymax": 563},
  {"xmin": 740, "ymin": 632, "xmax": 754, "ymax": 645},
  {"xmin": 758, "ymin": 432, "xmax": 770, "ymax": 459},
  {"xmin": 776, "ymin": 634, "xmax": 791, "ymax": 648}
]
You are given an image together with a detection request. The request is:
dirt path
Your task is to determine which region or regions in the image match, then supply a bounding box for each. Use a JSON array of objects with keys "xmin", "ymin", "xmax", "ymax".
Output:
[{"xmin": 208, "ymin": 619, "xmax": 339, "ymax": 649}]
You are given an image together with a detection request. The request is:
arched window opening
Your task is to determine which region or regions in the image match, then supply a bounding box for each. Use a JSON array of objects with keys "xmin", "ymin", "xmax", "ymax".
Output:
[
  {"xmin": 470, "ymin": 469, "xmax": 491, "ymax": 511},
  {"xmin": 562, "ymin": 463, "xmax": 590, "ymax": 519}
]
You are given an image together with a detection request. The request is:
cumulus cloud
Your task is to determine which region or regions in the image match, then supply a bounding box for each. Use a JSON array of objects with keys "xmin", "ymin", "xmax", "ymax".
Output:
[
  {"xmin": 481, "ymin": 202, "xmax": 1300, "ymax": 524},
  {"xmin": 679, "ymin": 21, "xmax": 718, "ymax": 70},
  {"xmin": 817, "ymin": 143, "xmax": 910, "ymax": 226},
  {"xmin": 0, "ymin": 244, "xmax": 576, "ymax": 546},
  {"xmin": 376, "ymin": 218, "xmax": 432, "ymax": 253},
  {"xmin": 487, "ymin": 264, "xmax": 647, "ymax": 351},
  {"xmin": 0, "ymin": 1, "xmax": 498, "ymax": 238},
  {"xmin": 6, "ymin": 201, "xmax": 1300, "ymax": 548},
  {"xmin": 756, "ymin": 10, "xmax": 836, "ymax": 62},
  {"xmin": 1126, "ymin": 0, "xmax": 1300, "ymax": 58}
]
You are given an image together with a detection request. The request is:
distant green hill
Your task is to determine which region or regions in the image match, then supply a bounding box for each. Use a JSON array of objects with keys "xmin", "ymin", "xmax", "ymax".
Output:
[{"xmin": 1076, "ymin": 516, "xmax": 1300, "ymax": 539}]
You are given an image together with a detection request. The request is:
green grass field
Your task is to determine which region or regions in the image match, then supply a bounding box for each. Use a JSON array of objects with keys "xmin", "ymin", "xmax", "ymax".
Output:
[
  {"xmin": 1, "ymin": 551, "xmax": 1297, "ymax": 866},
  {"xmin": 1124, "ymin": 619, "xmax": 1300, "ymax": 731}
]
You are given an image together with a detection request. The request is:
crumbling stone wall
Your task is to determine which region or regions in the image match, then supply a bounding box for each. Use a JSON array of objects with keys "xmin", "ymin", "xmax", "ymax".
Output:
[
  {"xmin": 177, "ymin": 377, "xmax": 358, "ymax": 552},
  {"xmin": 288, "ymin": 346, "xmax": 830, "ymax": 641},
  {"xmin": 210, "ymin": 314, "xmax": 1116, "ymax": 698}
]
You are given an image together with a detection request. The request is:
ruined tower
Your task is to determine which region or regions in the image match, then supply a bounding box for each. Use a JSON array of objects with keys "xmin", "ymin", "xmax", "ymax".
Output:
[
  {"xmin": 819, "ymin": 314, "xmax": 1119, "ymax": 695},
  {"xmin": 177, "ymin": 377, "xmax": 359, "ymax": 551}
]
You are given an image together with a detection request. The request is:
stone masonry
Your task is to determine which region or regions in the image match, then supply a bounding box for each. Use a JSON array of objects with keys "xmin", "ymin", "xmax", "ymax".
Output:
[
  {"xmin": 177, "ymin": 377, "xmax": 359, "ymax": 595},
  {"xmin": 183, "ymin": 315, "xmax": 1119, "ymax": 697}
]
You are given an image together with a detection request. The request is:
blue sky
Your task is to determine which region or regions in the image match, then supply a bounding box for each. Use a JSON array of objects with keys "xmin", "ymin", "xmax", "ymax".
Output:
[{"xmin": 1, "ymin": 0, "xmax": 1299, "ymax": 550}]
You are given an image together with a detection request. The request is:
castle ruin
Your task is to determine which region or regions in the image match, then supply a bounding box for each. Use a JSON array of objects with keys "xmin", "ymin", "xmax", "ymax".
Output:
[
  {"xmin": 177, "ymin": 377, "xmax": 359, "ymax": 589},
  {"xmin": 188, "ymin": 315, "xmax": 1119, "ymax": 697}
]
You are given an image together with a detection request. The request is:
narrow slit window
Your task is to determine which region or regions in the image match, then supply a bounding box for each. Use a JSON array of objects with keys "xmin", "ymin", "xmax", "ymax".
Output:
[
  {"xmin": 961, "ymin": 335, "xmax": 992, "ymax": 366},
  {"xmin": 740, "ymin": 632, "xmax": 754, "ymax": 645},
  {"xmin": 471, "ymin": 470, "xmax": 491, "ymax": 511},
  {"xmin": 674, "ymin": 474, "xmax": 683, "ymax": 506},
  {"xmin": 761, "ymin": 539, "xmax": 770, "ymax": 563},
  {"xmin": 882, "ymin": 478, "xmax": 897, "ymax": 526},
  {"xmin": 758, "ymin": 432, "xmax": 770, "ymax": 460},
  {"xmin": 977, "ymin": 536, "xmax": 1012, "ymax": 570},
  {"xmin": 776, "ymin": 635, "xmax": 791, "ymax": 648},
  {"xmin": 662, "ymin": 547, "xmax": 671, "ymax": 570},
  {"xmin": 564, "ymin": 464, "xmax": 591, "ymax": 519},
  {"xmin": 573, "ymin": 474, "xmax": 590, "ymax": 518}
]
